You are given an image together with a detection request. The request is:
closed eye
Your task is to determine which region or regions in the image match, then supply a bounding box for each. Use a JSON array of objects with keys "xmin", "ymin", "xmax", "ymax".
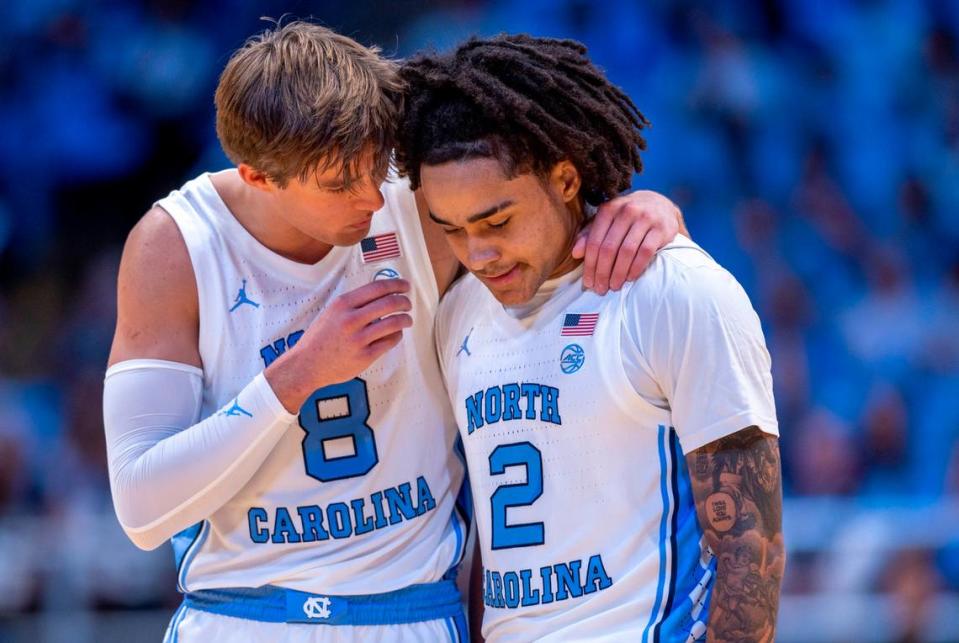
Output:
[{"xmin": 488, "ymin": 218, "xmax": 510, "ymax": 229}]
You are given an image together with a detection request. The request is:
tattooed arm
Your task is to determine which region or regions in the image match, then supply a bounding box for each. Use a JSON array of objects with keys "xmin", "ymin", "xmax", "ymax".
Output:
[{"xmin": 687, "ymin": 426, "xmax": 785, "ymax": 643}]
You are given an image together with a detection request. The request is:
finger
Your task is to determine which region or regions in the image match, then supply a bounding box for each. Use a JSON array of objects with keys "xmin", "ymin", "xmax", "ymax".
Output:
[
  {"xmin": 608, "ymin": 225, "xmax": 650, "ymax": 291},
  {"xmin": 364, "ymin": 330, "xmax": 405, "ymax": 360},
  {"xmin": 339, "ymin": 279, "xmax": 410, "ymax": 309},
  {"xmin": 625, "ymin": 229, "xmax": 662, "ymax": 282},
  {"xmin": 353, "ymin": 294, "xmax": 412, "ymax": 327},
  {"xmin": 588, "ymin": 213, "xmax": 635, "ymax": 295},
  {"xmin": 581, "ymin": 205, "xmax": 616, "ymax": 289},
  {"xmin": 571, "ymin": 228, "xmax": 588, "ymax": 259},
  {"xmin": 359, "ymin": 313, "xmax": 413, "ymax": 346}
]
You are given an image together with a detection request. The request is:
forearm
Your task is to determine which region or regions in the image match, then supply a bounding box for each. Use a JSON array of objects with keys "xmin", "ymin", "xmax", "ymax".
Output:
[
  {"xmin": 104, "ymin": 361, "xmax": 295, "ymax": 550},
  {"xmin": 687, "ymin": 427, "xmax": 785, "ymax": 643}
]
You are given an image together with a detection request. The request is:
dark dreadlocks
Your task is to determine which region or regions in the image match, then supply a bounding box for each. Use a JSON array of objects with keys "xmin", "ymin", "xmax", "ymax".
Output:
[{"xmin": 395, "ymin": 34, "xmax": 650, "ymax": 205}]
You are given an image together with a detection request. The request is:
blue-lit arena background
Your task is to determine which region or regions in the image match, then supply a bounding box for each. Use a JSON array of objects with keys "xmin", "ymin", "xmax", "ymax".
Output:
[{"xmin": 0, "ymin": 1, "xmax": 957, "ymax": 640}]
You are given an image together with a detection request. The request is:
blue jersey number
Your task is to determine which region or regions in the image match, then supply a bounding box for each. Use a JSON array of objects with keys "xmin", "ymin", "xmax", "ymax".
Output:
[
  {"xmin": 489, "ymin": 442, "xmax": 544, "ymax": 549},
  {"xmin": 298, "ymin": 379, "xmax": 378, "ymax": 482}
]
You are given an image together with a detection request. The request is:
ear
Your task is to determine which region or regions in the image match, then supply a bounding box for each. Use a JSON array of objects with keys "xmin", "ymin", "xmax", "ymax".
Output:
[
  {"xmin": 548, "ymin": 160, "xmax": 582, "ymax": 204},
  {"xmin": 237, "ymin": 163, "xmax": 276, "ymax": 193}
]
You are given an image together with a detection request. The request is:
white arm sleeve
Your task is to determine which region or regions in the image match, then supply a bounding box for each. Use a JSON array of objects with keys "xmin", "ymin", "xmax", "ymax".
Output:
[
  {"xmin": 622, "ymin": 244, "xmax": 779, "ymax": 454},
  {"xmin": 103, "ymin": 359, "xmax": 297, "ymax": 551}
]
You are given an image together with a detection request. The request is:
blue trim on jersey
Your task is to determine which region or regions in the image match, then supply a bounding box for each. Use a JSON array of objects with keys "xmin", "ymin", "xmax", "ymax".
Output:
[
  {"xmin": 184, "ymin": 579, "xmax": 463, "ymax": 626},
  {"xmin": 445, "ymin": 610, "xmax": 469, "ymax": 642},
  {"xmin": 643, "ymin": 425, "xmax": 675, "ymax": 643},
  {"xmin": 447, "ymin": 436, "xmax": 473, "ymax": 574},
  {"xmin": 174, "ymin": 520, "xmax": 209, "ymax": 593},
  {"xmin": 453, "ymin": 436, "xmax": 474, "ymax": 527},
  {"xmin": 171, "ymin": 523, "xmax": 200, "ymax": 571},
  {"xmin": 654, "ymin": 429, "xmax": 682, "ymax": 642},
  {"xmin": 163, "ymin": 602, "xmax": 188, "ymax": 643},
  {"xmin": 657, "ymin": 432, "xmax": 715, "ymax": 641},
  {"xmin": 450, "ymin": 506, "xmax": 466, "ymax": 570}
]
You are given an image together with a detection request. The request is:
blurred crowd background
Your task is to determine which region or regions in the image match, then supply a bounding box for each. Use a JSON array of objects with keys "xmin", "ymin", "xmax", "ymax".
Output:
[{"xmin": 0, "ymin": 0, "xmax": 957, "ymax": 641}]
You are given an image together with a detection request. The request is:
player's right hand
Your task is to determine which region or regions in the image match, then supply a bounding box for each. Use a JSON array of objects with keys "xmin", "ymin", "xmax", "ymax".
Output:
[{"xmin": 264, "ymin": 279, "xmax": 413, "ymax": 412}]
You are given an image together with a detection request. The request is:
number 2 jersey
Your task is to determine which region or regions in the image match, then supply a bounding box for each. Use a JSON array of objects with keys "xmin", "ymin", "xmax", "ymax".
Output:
[
  {"xmin": 435, "ymin": 236, "xmax": 778, "ymax": 642},
  {"xmin": 156, "ymin": 171, "xmax": 467, "ymax": 595}
]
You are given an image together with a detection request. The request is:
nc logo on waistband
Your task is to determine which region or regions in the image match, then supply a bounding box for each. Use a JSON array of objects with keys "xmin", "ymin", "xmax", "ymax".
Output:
[{"xmin": 303, "ymin": 596, "xmax": 332, "ymax": 620}]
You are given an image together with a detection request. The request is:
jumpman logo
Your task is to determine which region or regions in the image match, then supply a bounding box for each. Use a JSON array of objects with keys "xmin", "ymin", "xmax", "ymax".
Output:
[
  {"xmin": 220, "ymin": 398, "xmax": 253, "ymax": 418},
  {"xmin": 457, "ymin": 327, "xmax": 474, "ymax": 357},
  {"xmin": 229, "ymin": 279, "xmax": 260, "ymax": 312}
]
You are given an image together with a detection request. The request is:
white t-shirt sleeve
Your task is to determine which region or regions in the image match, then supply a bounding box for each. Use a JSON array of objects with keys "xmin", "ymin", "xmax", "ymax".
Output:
[{"xmin": 621, "ymin": 246, "xmax": 778, "ymax": 454}]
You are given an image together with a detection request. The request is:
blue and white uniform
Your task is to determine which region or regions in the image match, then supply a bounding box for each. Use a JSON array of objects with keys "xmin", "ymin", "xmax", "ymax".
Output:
[
  {"xmin": 435, "ymin": 236, "xmax": 777, "ymax": 642},
  {"xmin": 148, "ymin": 171, "xmax": 468, "ymax": 641}
]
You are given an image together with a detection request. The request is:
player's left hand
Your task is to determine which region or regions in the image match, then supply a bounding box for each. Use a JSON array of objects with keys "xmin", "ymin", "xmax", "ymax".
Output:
[{"xmin": 572, "ymin": 190, "xmax": 682, "ymax": 295}]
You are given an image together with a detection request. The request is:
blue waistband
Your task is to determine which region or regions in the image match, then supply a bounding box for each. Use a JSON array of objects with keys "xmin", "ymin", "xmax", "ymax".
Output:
[{"xmin": 183, "ymin": 579, "xmax": 463, "ymax": 626}]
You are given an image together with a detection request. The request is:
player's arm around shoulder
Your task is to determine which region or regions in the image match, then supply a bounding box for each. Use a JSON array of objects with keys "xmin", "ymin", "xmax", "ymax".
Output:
[
  {"xmin": 686, "ymin": 427, "xmax": 784, "ymax": 643},
  {"xmin": 109, "ymin": 206, "xmax": 200, "ymax": 367}
]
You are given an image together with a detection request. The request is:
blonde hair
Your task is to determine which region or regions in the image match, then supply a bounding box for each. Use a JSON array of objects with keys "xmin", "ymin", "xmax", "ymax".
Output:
[{"xmin": 215, "ymin": 20, "xmax": 403, "ymax": 188}]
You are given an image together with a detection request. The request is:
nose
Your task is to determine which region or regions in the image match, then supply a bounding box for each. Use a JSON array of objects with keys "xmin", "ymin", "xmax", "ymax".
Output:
[
  {"xmin": 350, "ymin": 175, "xmax": 386, "ymax": 212},
  {"xmin": 465, "ymin": 236, "xmax": 501, "ymax": 272}
]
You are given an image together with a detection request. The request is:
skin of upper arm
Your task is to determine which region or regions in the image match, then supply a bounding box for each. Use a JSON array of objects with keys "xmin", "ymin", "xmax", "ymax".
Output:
[
  {"xmin": 108, "ymin": 206, "xmax": 201, "ymax": 368},
  {"xmin": 415, "ymin": 188, "xmax": 463, "ymax": 297}
]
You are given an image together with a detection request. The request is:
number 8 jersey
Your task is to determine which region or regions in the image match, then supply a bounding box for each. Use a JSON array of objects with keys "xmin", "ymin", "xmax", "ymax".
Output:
[
  {"xmin": 435, "ymin": 238, "xmax": 778, "ymax": 642},
  {"xmin": 157, "ymin": 170, "xmax": 468, "ymax": 595}
]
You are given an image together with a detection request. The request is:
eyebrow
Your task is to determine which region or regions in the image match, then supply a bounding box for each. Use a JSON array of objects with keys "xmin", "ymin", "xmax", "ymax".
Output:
[{"xmin": 428, "ymin": 200, "xmax": 514, "ymax": 226}]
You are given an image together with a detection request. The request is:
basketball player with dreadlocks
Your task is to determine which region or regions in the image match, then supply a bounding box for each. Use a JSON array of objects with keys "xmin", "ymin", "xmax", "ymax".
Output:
[
  {"xmin": 103, "ymin": 22, "xmax": 688, "ymax": 643},
  {"xmin": 398, "ymin": 35, "xmax": 784, "ymax": 642}
]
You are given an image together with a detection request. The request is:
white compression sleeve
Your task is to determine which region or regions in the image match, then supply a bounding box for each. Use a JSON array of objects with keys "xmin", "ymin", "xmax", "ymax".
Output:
[{"xmin": 103, "ymin": 359, "xmax": 296, "ymax": 550}]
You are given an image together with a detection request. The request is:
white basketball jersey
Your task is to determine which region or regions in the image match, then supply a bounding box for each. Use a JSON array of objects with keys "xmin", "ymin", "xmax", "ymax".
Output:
[
  {"xmin": 156, "ymin": 171, "xmax": 467, "ymax": 596},
  {"xmin": 436, "ymin": 238, "xmax": 778, "ymax": 642}
]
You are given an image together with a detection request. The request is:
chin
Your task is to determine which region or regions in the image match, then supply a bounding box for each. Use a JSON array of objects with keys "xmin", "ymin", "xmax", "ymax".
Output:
[
  {"xmin": 336, "ymin": 226, "xmax": 371, "ymax": 246},
  {"xmin": 489, "ymin": 285, "xmax": 534, "ymax": 306}
]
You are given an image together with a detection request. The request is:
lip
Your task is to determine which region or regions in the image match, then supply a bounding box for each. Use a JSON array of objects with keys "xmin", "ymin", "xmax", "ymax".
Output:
[
  {"xmin": 481, "ymin": 265, "xmax": 520, "ymax": 286},
  {"xmin": 346, "ymin": 218, "xmax": 373, "ymax": 231}
]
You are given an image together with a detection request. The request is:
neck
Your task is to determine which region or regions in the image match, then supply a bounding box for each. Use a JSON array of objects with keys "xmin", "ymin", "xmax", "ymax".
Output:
[
  {"xmin": 213, "ymin": 170, "xmax": 333, "ymax": 264},
  {"xmin": 545, "ymin": 198, "xmax": 586, "ymax": 280},
  {"xmin": 546, "ymin": 253, "xmax": 583, "ymax": 281}
]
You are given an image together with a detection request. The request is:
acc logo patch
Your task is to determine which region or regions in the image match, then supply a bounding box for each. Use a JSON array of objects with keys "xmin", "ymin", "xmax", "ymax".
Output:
[
  {"xmin": 372, "ymin": 267, "xmax": 401, "ymax": 281},
  {"xmin": 560, "ymin": 344, "xmax": 585, "ymax": 374}
]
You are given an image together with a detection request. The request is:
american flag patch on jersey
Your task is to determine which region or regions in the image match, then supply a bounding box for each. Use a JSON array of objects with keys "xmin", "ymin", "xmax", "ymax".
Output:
[
  {"xmin": 561, "ymin": 313, "xmax": 599, "ymax": 336},
  {"xmin": 360, "ymin": 232, "xmax": 401, "ymax": 263}
]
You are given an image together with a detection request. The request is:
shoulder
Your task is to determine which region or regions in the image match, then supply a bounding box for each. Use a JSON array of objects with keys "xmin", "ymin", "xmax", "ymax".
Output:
[
  {"xmin": 109, "ymin": 206, "xmax": 200, "ymax": 366},
  {"xmin": 625, "ymin": 235, "xmax": 760, "ymax": 333},
  {"xmin": 436, "ymin": 273, "xmax": 483, "ymax": 325},
  {"xmin": 122, "ymin": 206, "xmax": 196, "ymax": 292},
  {"xmin": 436, "ymin": 274, "xmax": 483, "ymax": 345}
]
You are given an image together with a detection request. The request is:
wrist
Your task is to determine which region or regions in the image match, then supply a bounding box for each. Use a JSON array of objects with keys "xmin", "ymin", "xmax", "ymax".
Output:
[{"xmin": 264, "ymin": 350, "xmax": 328, "ymax": 413}]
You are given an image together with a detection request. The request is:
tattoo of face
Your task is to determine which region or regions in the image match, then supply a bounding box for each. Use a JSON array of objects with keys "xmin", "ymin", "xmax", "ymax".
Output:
[
  {"xmin": 746, "ymin": 439, "xmax": 780, "ymax": 496},
  {"xmin": 694, "ymin": 452, "xmax": 710, "ymax": 481}
]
